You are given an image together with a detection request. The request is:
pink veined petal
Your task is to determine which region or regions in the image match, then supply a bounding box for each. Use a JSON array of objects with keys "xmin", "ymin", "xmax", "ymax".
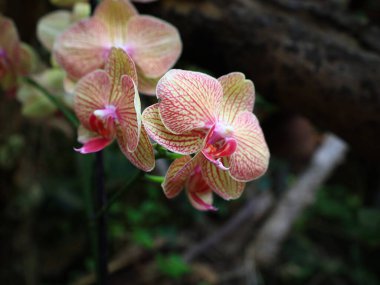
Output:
[
  {"xmin": 74, "ymin": 136, "xmax": 112, "ymax": 154},
  {"xmin": 230, "ymin": 111, "xmax": 270, "ymax": 182},
  {"xmin": 53, "ymin": 18, "xmax": 110, "ymax": 80},
  {"xmin": 114, "ymin": 75, "xmax": 141, "ymax": 152},
  {"xmin": 218, "ymin": 72, "xmax": 255, "ymax": 124},
  {"xmin": 187, "ymin": 190, "xmax": 216, "ymax": 211},
  {"xmin": 37, "ymin": 10, "xmax": 72, "ymax": 52},
  {"xmin": 142, "ymin": 104, "xmax": 205, "ymax": 155},
  {"xmin": 93, "ymin": 0, "xmax": 137, "ymax": 45},
  {"xmin": 201, "ymin": 156, "xmax": 246, "ymax": 200},
  {"xmin": 126, "ymin": 15, "xmax": 182, "ymax": 78},
  {"xmin": 162, "ymin": 155, "xmax": 199, "ymax": 199},
  {"xmin": 117, "ymin": 127, "xmax": 155, "ymax": 172},
  {"xmin": 136, "ymin": 66, "xmax": 160, "ymax": 95},
  {"xmin": 74, "ymin": 70, "xmax": 111, "ymax": 130},
  {"xmin": 105, "ymin": 47, "xmax": 137, "ymax": 92},
  {"xmin": 185, "ymin": 165, "xmax": 216, "ymax": 211},
  {"xmin": 157, "ymin": 69, "xmax": 223, "ymax": 134}
]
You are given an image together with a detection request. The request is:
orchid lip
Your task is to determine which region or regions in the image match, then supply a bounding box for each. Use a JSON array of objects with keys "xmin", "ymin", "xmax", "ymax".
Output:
[
  {"xmin": 94, "ymin": 104, "xmax": 118, "ymax": 120},
  {"xmin": 202, "ymin": 122, "xmax": 237, "ymax": 169},
  {"xmin": 89, "ymin": 105, "xmax": 118, "ymax": 139}
]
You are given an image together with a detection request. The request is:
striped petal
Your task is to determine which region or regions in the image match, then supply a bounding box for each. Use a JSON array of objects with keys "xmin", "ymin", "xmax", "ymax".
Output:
[
  {"xmin": 187, "ymin": 189, "xmax": 215, "ymax": 211},
  {"xmin": 53, "ymin": 18, "xmax": 110, "ymax": 80},
  {"xmin": 218, "ymin": 72, "xmax": 255, "ymax": 124},
  {"xmin": 142, "ymin": 104, "xmax": 205, "ymax": 155},
  {"xmin": 113, "ymin": 75, "xmax": 141, "ymax": 152},
  {"xmin": 186, "ymin": 164, "xmax": 216, "ymax": 211},
  {"xmin": 126, "ymin": 15, "xmax": 182, "ymax": 78},
  {"xmin": 230, "ymin": 111, "xmax": 270, "ymax": 182},
  {"xmin": 157, "ymin": 69, "xmax": 222, "ymax": 134},
  {"xmin": 162, "ymin": 155, "xmax": 199, "ymax": 198},
  {"xmin": 37, "ymin": 10, "xmax": 72, "ymax": 52},
  {"xmin": 74, "ymin": 70, "xmax": 111, "ymax": 130},
  {"xmin": 201, "ymin": 156, "xmax": 246, "ymax": 200},
  {"xmin": 94, "ymin": 0, "xmax": 137, "ymax": 45},
  {"xmin": 105, "ymin": 47, "xmax": 137, "ymax": 93},
  {"xmin": 118, "ymin": 127, "xmax": 155, "ymax": 172}
]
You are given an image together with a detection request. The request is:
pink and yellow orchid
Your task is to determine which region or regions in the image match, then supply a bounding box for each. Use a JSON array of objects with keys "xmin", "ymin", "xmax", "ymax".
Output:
[
  {"xmin": 37, "ymin": 2, "xmax": 91, "ymax": 52},
  {"xmin": 0, "ymin": 15, "xmax": 37, "ymax": 96},
  {"xmin": 74, "ymin": 47, "xmax": 154, "ymax": 171},
  {"xmin": 54, "ymin": 0, "xmax": 181, "ymax": 95},
  {"xmin": 142, "ymin": 70, "xmax": 270, "ymax": 208}
]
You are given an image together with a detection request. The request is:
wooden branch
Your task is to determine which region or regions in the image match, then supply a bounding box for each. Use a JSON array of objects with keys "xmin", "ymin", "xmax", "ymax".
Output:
[
  {"xmin": 247, "ymin": 134, "xmax": 348, "ymax": 266},
  {"xmin": 182, "ymin": 190, "xmax": 273, "ymax": 262},
  {"xmin": 142, "ymin": 0, "xmax": 380, "ymax": 159}
]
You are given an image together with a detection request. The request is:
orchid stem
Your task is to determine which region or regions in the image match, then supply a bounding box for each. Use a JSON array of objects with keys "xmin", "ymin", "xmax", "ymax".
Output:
[
  {"xmin": 154, "ymin": 144, "xmax": 183, "ymax": 160},
  {"xmin": 95, "ymin": 151, "xmax": 108, "ymax": 284},
  {"xmin": 23, "ymin": 77, "xmax": 79, "ymax": 128},
  {"xmin": 144, "ymin": 174, "xmax": 165, "ymax": 184}
]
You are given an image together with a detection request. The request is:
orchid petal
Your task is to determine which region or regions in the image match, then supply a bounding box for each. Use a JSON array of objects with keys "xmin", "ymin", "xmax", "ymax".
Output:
[
  {"xmin": 37, "ymin": 10, "xmax": 72, "ymax": 52},
  {"xmin": 0, "ymin": 16, "xmax": 20, "ymax": 62},
  {"xmin": 185, "ymin": 163, "xmax": 216, "ymax": 211},
  {"xmin": 142, "ymin": 104, "xmax": 205, "ymax": 154},
  {"xmin": 157, "ymin": 69, "xmax": 222, "ymax": 134},
  {"xmin": 118, "ymin": 127, "xmax": 155, "ymax": 172},
  {"xmin": 218, "ymin": 72, "xmax": 255, "ymax": 124},
  {"xmin": 74, "ymin": 70, "xmax": 111, "ymax": 130},
  {"xmin": 94, "ymin": 0, "xmax": 137, "ymax": 44},
  {"xmin": 75, "ymin": 136, "xmax": 112, "ymax": 154},
  {"xmin": 18, "ymin": 43, "xmax": 38, "ymax": 75},
  {"xmin": 230, "ymin": 111, "xmax": 270, "ymax": 182},
  {"xmin": 187, "ymin": 190, "xmax": 216, "ymax": 211},
  {"xmin": 114, "ymin": 75, "xmax": 141, "ymax": 152},
  {"xmin": 201, "ymin": 156, "xmax": 246, "ymax": 200},
  {"xmin": 54, "ymin": 18, "xmax": 109, "ymax": 80},
  {"xmin": 162, "ymin": 155, "xmax": 199, "ymax": 198},
  {"xmin": 136, "ymin": 66, "xmax": 160, "ymax": 95},
  {"xmin": 126, "ymin": 15, "xmax": 182, "ymax": 78},
  {"xmin": 105, "ymin": 47, "xmax": 137, "ymax": 91}
]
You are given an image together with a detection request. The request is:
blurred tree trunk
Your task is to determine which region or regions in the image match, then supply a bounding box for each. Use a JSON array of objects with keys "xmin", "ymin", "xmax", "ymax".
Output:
[{"xmin": 141, "ymin": 0, "xmax": 380, "ymax": 159}]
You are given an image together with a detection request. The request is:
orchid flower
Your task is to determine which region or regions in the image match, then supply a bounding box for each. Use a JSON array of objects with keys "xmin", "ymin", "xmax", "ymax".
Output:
[
  {"xmin": 0, "ymin": 15, "xmax": 37, "ymax": 96},
  {"xmin": 37, "ymin": 2, "xmax": 91, "ymax": 52},
  {"xmin": 54, "ymin": 0, "xmax": 182, "ymax": 95},
  {"xmin": 74, "ymin": 47, "xmax": 154, "ymax": 171},
  {"xmin": 142, "ymin": 70, "xmax": 270, "ymax": 204}
]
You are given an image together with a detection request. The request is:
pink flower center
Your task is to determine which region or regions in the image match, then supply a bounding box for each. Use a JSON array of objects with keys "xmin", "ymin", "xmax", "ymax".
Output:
[
  {"xmin": 202, "ymin": 122, "xmax": 237, "ymax": 170},
  {"xmin": 89, "ymin": 105, "xmax": 118, "ymax": 139}
]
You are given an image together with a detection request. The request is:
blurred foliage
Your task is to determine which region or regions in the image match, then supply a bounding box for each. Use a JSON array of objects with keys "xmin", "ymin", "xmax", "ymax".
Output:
[{"xmin": 276, "ymin": 185, "xmax": 380, "ymax": 285}]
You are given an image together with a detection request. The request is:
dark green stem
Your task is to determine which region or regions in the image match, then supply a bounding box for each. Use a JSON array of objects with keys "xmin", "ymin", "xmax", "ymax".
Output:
[
  {"xmin": 144, "ymin": 174, "xmax": 165, "ymax": 184},
  {"xmin": 95, "ymin": 151, "xmax": 108, "ymax": 285}
]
